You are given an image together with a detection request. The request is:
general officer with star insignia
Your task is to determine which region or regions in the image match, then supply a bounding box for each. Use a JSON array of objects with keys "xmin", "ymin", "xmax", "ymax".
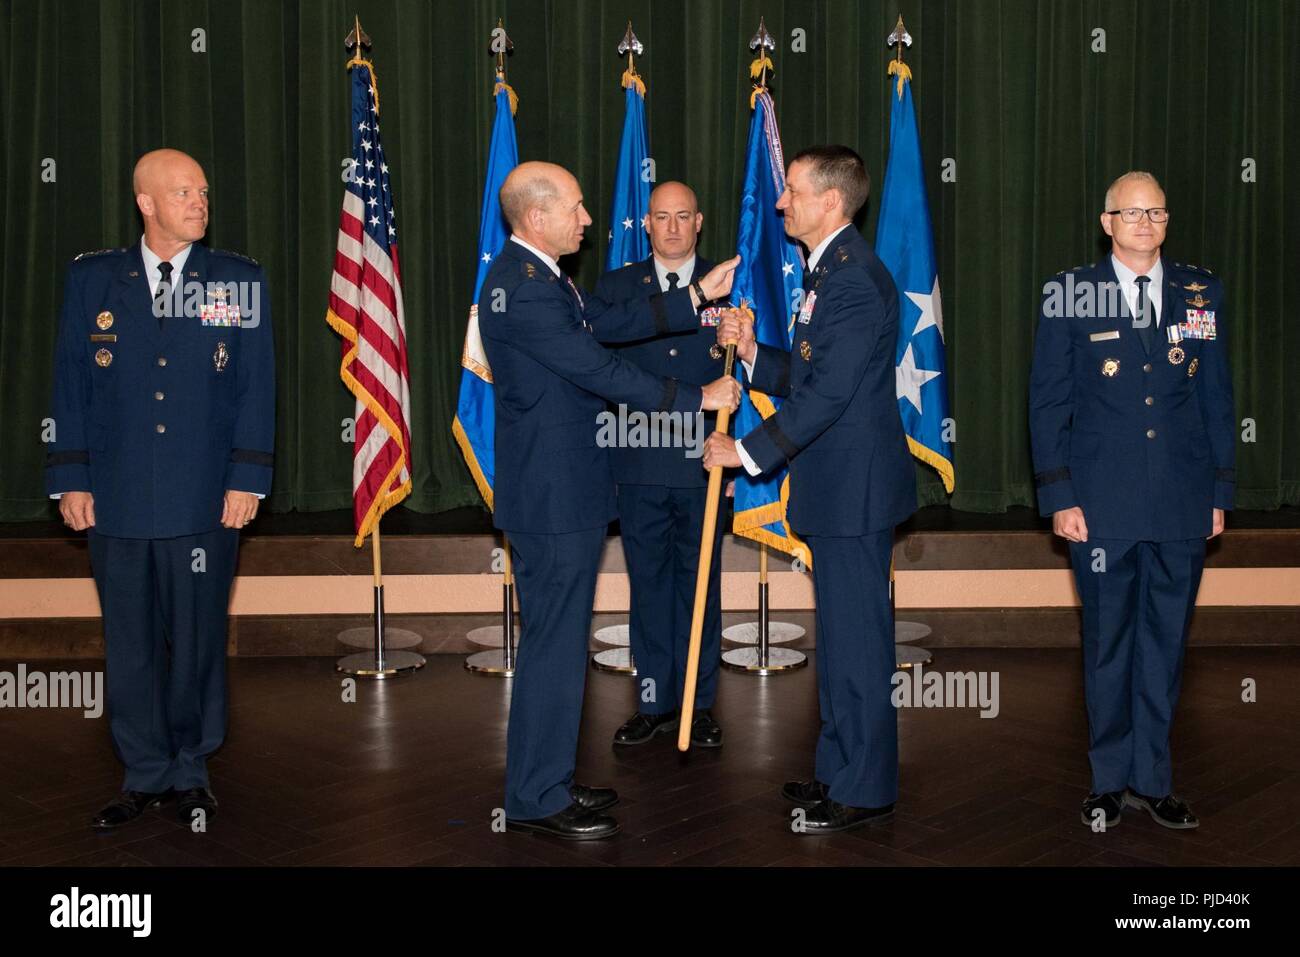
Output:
[
  {"xmin": 480, "ymin": 161, "xmax": 741, "ymax": 841},
  {"xmin": 1029, "ymin": 170, "xmax": 1235, "ymax": 831},
  {"xmin": 704, "ymin": 146, "xmax": 917, "ymax": 834},
  {"xmin": 46, "ymin": 148, "xmax": 275, "ymax": 831},
  {"xmin": 594, "ymin": 181, "xmax": 729, "ymax": 750}
]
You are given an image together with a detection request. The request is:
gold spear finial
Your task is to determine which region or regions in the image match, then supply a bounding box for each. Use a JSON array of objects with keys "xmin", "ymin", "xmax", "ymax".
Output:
[
  {"xmin": 886, "ymin": 14, "xmax": 914, "ymax": 98},
  {"xmin": 344, "ymin": 15, "xmax": 371, "ymax": 62}
]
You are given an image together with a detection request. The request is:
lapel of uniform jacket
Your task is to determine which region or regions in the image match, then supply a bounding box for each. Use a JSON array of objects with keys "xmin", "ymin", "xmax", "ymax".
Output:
[{"xmin": 115, "ymin": 241, "xmax": 160, "ymax": 346}]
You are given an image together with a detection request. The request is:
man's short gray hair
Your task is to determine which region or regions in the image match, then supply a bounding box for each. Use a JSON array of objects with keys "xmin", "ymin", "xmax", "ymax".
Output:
[
  {"xmin": 500, "ymin": 173, "xmax": 560, "ymax": 230},
  {"xmin": 1104, "ymin": 170, "xmax": 1164, "ymax": 211}
]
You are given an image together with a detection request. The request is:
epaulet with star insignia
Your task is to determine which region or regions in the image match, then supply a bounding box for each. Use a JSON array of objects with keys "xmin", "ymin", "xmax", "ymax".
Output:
[
  {"xmin": 1174, "ymin": 261, "xmax": 1214, "ymax": 277},
  {"xmin": 73, "ymin": 247, "xmax": 125, "ymax": 261},
  {"xmin": 211, "ymin": 248, "xmax": 260, "ymax": 267}
]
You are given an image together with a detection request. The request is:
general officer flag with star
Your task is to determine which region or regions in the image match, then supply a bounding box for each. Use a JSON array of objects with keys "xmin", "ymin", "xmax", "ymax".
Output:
[
  {"xmin": 875, "ymin": 60, "xmax": 955, "ymax": 493},
  {"xmin": 730, "ymin": 89, "xmax": 810, "ymax": 566},
  {"xmin": 452, "ymin": 71, "xmax": 519, "ymax": 508},
  {"xmin": 606, "ymin": 64, "xmax": 651, "ymax": 270}
]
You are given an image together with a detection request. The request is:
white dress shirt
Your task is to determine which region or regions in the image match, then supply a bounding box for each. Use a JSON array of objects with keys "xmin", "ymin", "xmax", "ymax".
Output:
[
  {"xmin": 1111, "ymin": 253, "xmax": 1163, "ymax": 327},
  {"xmin": 140, "ymin": 237, "xmax": 193, "ymax": 298},
  {"xmin": 653, "ymin": 254, "xmax": 696, "ymax": 292}
]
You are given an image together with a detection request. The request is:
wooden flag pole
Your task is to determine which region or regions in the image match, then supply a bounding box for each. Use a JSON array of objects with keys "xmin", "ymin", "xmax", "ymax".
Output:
[{"xmin": 678, "ymin": 342, "xmax": 737, "ymax": 751}]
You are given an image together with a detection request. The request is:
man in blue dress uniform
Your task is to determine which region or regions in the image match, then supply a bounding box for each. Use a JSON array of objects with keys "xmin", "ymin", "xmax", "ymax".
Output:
[
  {"xmin": 594, "ymin": 181, "xmax": 728, "ymax": 749},
  {"xmin": 479, "ymin": 161, "xmax": 740, "ymax": 840},
  {"xmin": 1030, "ymin": 171, "xmax": 1234, "ymax": 831},
  {"xmin": 704, "ymin": 146, "xmax": 916, "ymax": 833},
  {"xmin": 46, "ymin": 149, "xmax": 275, "ymax": 830}
]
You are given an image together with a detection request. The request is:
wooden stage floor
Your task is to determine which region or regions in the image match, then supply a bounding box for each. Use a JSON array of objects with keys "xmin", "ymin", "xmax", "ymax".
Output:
[{"xmin": 1, "ymin": 648, "xmax": 1297, "ymax": 867}]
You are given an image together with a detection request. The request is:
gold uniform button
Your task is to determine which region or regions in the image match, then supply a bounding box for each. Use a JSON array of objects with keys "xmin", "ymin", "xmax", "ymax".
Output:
[
  {"xmin": 1146, "ymin": 429, "xmax": 1156, "ymax": 439},
  {"xmin": 1143, "ymin": 363, "xmax": 1152, "ymax": 373},
  {"xmin": 155, "ymin": 391, "xmax": 165, "ymax": 401},
  {"xmin": 157, "ymin": 356, "xmax": 167, "ymax": 367},
  {"xmin": 1144, "ymin": 396, "xmax": 1154, "ymax": 406},
  {"xmin": 156, "ymin": 423, "xmax": 166, "ymax": 434}
]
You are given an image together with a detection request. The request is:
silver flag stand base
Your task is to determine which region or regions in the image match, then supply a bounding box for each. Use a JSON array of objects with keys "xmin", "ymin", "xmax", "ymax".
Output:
[
  {"xmin": 590, "ymin": 623, "xmax": 635, "ymax": 674},
  {"xmin": 336, "ymin": 649, "xmax": 426, "ymax": 678},
  {"xmin": 592, "ymin": 647, "xmax": 637, "ymax": 675},
  {"xmin": 895, "ymin": 620, "xmax": 933, "ymax": 669},
  {"xmin": 592, "ymin": 624, "xmax": 630, "ymax": 647},
  {"xmin": 721, "ymin": 581, "xmax": 806, "ymax": 674},
  {"xmin": 466, "ymin": 581, "xmax": 517, "ymax": 677},
  {"xmin": 721, "ymin": 646, "xmax": 807, "ymax": 675},
  {"xmin": 336, "ymin": 585, "xmax": 426, "ymax": 678},
  {"xmin": 722, "ymin": 620, "xmax": 804, "ymax": 645},
  {"xmin": 337, "ymin": 626, "xmax": 422, "ymax": 650}
]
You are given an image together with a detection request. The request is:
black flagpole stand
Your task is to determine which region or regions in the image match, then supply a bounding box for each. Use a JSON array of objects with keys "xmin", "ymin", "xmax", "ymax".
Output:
[{"xmin": 337, "ymin": 523, "xmax": 426, "ymax": 678}]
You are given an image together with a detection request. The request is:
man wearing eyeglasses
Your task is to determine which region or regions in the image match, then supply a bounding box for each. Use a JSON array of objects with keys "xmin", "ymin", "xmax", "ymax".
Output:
[{"xmin": 1029, "ymin": 170, "xmax": 1235, "ymax": 832}]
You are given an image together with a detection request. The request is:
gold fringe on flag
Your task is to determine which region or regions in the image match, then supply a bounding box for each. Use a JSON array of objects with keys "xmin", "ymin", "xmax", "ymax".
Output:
[
  {"xmin": 493, "ymin": 71, "xmax": 518, "ymax": 115},
  {"xmin": 887, "ymin": 58, "xmax": 912, "ymax": 100},
  {"xmin": 621, "ymin": 67, "xmax": 646, "ymax": 97}
]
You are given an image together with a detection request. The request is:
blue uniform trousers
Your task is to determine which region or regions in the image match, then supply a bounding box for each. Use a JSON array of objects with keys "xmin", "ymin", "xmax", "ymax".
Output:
[
  {"xmin": 1069, "ymin": 537, "xmax": 1206, "ymax": 796},
  {"xmin": 804, "ymin": 530, "xmax": 899, "ymax": 809},
  {"xmin": 88, "ymin": 527, "xmax": 238, "ymax": 793},
  {"xmin": 616, "ymin": 484, "xmax": 723, "ymax": 715},
  {"xmin": 503, "ymin": 526, "xmax": 606, "ymax": 820}
]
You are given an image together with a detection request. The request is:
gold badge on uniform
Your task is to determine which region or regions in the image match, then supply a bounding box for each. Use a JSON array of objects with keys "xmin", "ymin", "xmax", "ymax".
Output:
[
  {"xmin": 213, "ymin": 341, "xmax": 229, "ymax": 372},
  {"xmin": 1168, "ymin": 345, "xmax": 1185, "ymax": 365},
  {"xmin": 1101, "ymin": 358, "xmax": 1119, "ymax": 377},
  {"xmin": 1185, "ymin": 293, "xmax": 1209, "ymax": 308},
  {"xmin": 1184, "ymin": 282, "xmax": 1207, "ymax": 293},
  {"xmin": 94, "ymin": 348, "xmax": 113, "ymax": 367},
  {"xmin": 95, "ymin": 311, "xmax": 114, "ymax": 330},
  {"xmin": 799, "ymin": 340, "xmax": 812, "ymax": 361},
  {"xmin": 1187, "ymin": 357, "xmax": 1199, "ymax": 377}
]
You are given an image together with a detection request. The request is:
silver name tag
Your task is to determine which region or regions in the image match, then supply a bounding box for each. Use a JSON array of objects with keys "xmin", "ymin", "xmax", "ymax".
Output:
[{"xmin": 1089, "ymin": 330, "xmax": 1121, "ymax": 342}]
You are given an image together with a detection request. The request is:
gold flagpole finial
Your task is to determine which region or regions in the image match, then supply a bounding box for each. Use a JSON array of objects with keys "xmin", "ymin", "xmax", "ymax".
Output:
[
  {"xmin": 886, "ymin": 14, "xmax": 914, "ymax": 98},
  {"xmin": 345, "ymin": 15, "xmax": 371, "ymax": 65},
  {"xmin": 491, "ymin": 17, "xmax": 514, "ymax": 78},
  {"xmin": 618, "ymin": 21, "xmax": 646, "ymax": 94},
  {"xmin": 748, "ymin": 16, "xmax": 776, "ymax": 106},
  {"xmin": 491, "ymin": 18, "xmax": 518, "ymax": 115}
]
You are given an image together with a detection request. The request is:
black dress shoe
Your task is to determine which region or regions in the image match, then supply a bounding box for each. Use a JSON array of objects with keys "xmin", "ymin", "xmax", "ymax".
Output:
[
  {"xmin": 798, "ymin": 799, "xmax": 895, "ymax": 834},
  {"xmin": 613, "ymin": 711, "xmax": 679, "ymax": 745},
  {"xmin": 1125, "ymin": 791, "xmax": 1199, "ymax": 829},
  {"xmin": 781, "ymin": 780, "xmax": 829, "ymax": 808},
  {"xmin": 91, "ymin": 789, "xmax": 174, "ymax": 830},
  {"xmin": 507, "ymin": 802, "xmax": 620, "ymax": 841},
  {"xmin": 570, "ymin": 783, "xmax": 619, "ymax": 812},
  {"xmin": 689, "ymin": 709, "xmax": 723, "ymax": 748},
  {"xmin": 1081, "ymin": 791, "xmax": 1125, "ymax": 828},
  {"xmin": 176, "ymin": 787, "xmax": 218, "ymax": 823}
]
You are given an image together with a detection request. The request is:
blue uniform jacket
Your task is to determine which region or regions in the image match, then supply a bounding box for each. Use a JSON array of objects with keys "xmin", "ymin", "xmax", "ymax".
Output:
[
  {"xmin": 738, "ymin": 228, "xmax": 917, "ymax": 536},
  {"xmin": 45, "ymin": 242, "xmax": 275, "ymax": 539},
  {"xmin": 595, "ymin": 255, "xmax": 721, "ymax": 488},
  {"xmin": 1029, "ymin": 256, "xmax": 1235, "ymax": 541},
  {"xmin": 479, "ymin": 239, "xmax": 706, "ymax": 534}
]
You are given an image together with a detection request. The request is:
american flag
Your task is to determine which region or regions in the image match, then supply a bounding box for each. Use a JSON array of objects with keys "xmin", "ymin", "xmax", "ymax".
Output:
[{"xmin": 325, "ymin": 58, "xmax": 413, "ymax": 546}]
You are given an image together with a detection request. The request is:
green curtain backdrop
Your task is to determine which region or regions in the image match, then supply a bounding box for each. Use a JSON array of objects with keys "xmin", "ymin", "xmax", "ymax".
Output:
[{"xmin": 2, "ymin": 0, "xmax": 1296, "ymax": 522}]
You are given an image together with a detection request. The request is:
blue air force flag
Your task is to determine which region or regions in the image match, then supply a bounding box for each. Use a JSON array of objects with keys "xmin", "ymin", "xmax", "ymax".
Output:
[
  {"xmin": 875, "ymin": 64, "xmax": 955, "ymax": 493},
  {"xmin": 606, "ymin": 70, "xmax": 651, "ymax": 270},
  {"xmin": 452, "ymin": 73, "xmax": 519, "ymax": 508},
  {"xmin": 730, "ymin": 90, "xmax": 810, "ymax": 565}
]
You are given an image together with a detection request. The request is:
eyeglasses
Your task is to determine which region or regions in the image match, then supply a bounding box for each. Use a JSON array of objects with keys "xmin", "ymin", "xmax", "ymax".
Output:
[{"xmin": 1105, "ymin": 207, "xmax": 1169, "ymax": 224}]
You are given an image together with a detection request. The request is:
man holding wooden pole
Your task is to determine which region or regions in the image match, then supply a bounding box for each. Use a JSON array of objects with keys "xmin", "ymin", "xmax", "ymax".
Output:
[
  {"xmin": 703, "ymin": 146, "xmax": 916, "ymax": 834},
  {"xmin": 481, "ymin": 161, "xmax": 740, "ymax": 840}
]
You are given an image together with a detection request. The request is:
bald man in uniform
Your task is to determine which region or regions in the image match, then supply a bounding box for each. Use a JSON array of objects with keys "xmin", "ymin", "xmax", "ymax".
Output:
[
  {"xmin": 594, "ymin": 182, "xmax": 730, "ymax": 749},
  {"xmin": 47, "ymin": 149, "xmax": 274, "ymax": 830},
  {"xmin": 479, "ymin": 161, "xmax": 740, "ymax": 839}
]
